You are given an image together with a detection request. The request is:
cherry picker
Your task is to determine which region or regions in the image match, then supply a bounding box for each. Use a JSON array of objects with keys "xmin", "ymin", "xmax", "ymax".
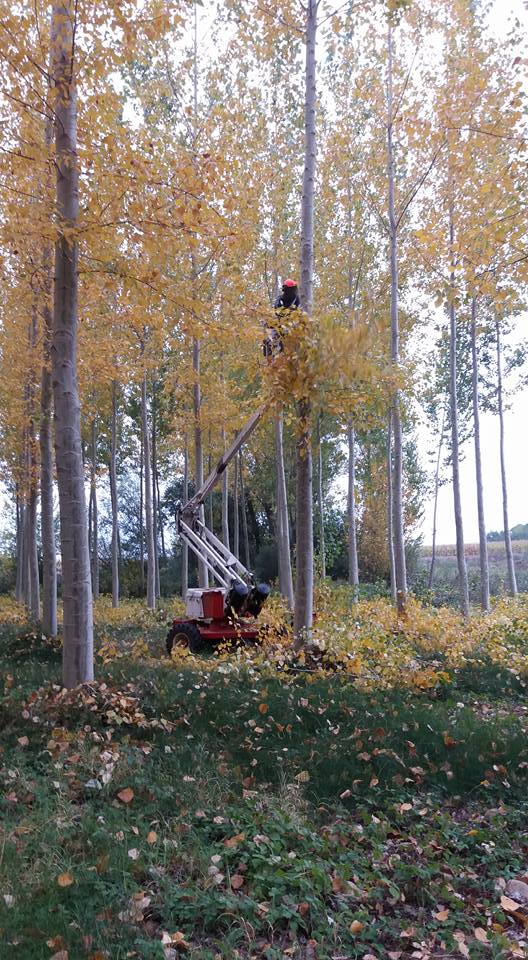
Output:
[{"xmin": 166, "ymin": 403, "xmax": 273, "ymax": 655}]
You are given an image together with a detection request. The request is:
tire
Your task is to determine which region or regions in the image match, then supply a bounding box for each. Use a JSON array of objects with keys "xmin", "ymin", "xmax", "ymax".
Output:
[{"xmin": 166, "ymin": 622, "xmax": 203, "ymax": 656}]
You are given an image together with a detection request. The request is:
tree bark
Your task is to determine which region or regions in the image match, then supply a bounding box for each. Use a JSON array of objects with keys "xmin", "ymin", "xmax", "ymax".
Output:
[
  {"xmin": 428, "ymin": 403, "xmax": 447, "ymax": 591},
  {"xmin": 141, "ymin": 372, "xmax": 156, "ymax": 609},
  {"xmin": 15, "ymin": 491, "xmax": 24, "ymax": 603},
  {"xmin": 387, "ymin": 22, "xmax": 407, "ymax": 614},
  {"xmin": 50, "ymin": 1, "xmax": 93, "ymax": 686},
  {"xmin": 275, "ymin": 415, "xmax": 294, "ymax": 609},
  {"xmin": 294, "ymin": 0, "xmax": 318, "ymax": 646},
  {"xmin": 40, "ymin": 113, "xmax": 57, "ymax": 636},
  {"xmin": 496, "ymin": 319, "xmax": 517, "ymax": 596},
  {"xmin": 90, "ymin": 418, "xmax": 99, "ymax": 600},
  {"xmin": 151, "ymin": 392, "xmax": 160, "ymax": 598},
  {"xmin": 193, "ymin": 337, "xmax": 208, "ymax": 587},
  {"xmin": 316, "ymin": 414, "xmax": 326, "ymax": 579},
  {"xmin": 110, "ymin": 380, "xmax": 119, "ymax": 608},
  {"xmin": 239, "ymin": 451, "xmax": 251, "ymax": 570},
  {"xmin": 448, "ymin": 204, "xmax": 469, "ymax": 616},
  {"xmin": 347, "ymin": 421, "xmax": 359, "ymax": 597},
  {"xmin": 139, "ymin": 439, "xmax": 144, "ymax": 592},
  {"xmin": 234, "ymin": 450, "xmax": 240, "ymax": 559},
  {"xmin": 182, "ymin": 439, "xmax": 189, "ymax": 600},
  {"xmin": 471, "ymin": 298, "xmax": 490, "ymax": 611},
  {"xmin": 221, "ymin": 426, "xmax": 230, "ymax": 549},
  {"xmin": 387, "ymin": 416, "xmax": 397, "ymax": 603}
]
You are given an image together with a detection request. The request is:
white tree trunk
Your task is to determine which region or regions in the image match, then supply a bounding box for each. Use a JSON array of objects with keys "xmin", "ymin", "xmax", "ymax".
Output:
[
  {"xmin": 40, "ymin": 113, "xmax": 57, "ymax": 636},
  {"xmin": 151, "ymin": 397, "xmax": 161, "ymax": 598},
  {"xmin": 110, "ymin": 380, "xmax": 119, "ymax": 608},
  {"xmin": 448, "ymin": 207, "xmax": 469, "ymax": 616},
  {"xmin": 275, "ymin": 415, "xmax": 294, "ymax": 609},
  {"xmin": 347, "ymin": 421, "xmax": 359, "ymax": 596},
  {"xmin": 221, "ymin": 426, "xmax": 230, "ymax": 549},
  {"xmin": 496, "ymin": 319, "xmax": 517, "ymax": 596},
  {"xmin": 193, "ymin": 337, "xmax": 208, "ymax": 587},
  {"xmin": 182, "ymin": 439, "xmax": 189, "ymax": 600},
  {"xmin": 50, "ymin": 1, "xmax": 93, "ymax": 686},
  {"xmin": 90, "ymin": 418, "xmax": 99, "ymax": 600},
  {"xmin": 141, "ymin": 372, "xmax": 156, "ymax": 609},
  {"xmin": 428, "ymin": 403, "xmax": 447, "ymax": 591},
  {"xmin": 239, "ymin": 451, "xmax": 251, "ymax": 571},
  {"xmin": 15, "ymin": 492, "xmax": 24, "ymax": 603},
  {"xmin": 316, "ymin": 414, "xmax": 326, "ymax": 579},
  {"xmin": 387, "ymin": 23, "xmax": 407, "ymax": 613},
  {"xmin": 387, "ymin": 416, "xmax": 397, "ymax": 603},
  {"xmin": 294, "ymin": 0, "xmax": 318, "ymax": 646},
  {"xmin": 234, "ymin": 451, "xmax": 240, "ymax": 559},
  {"xmin": 471, "ymin": 298, "xmax": 490, "ymax": 611}
]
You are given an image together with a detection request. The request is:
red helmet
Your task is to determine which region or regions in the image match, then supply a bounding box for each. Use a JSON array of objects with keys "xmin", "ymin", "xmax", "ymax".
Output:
[{"xmin": 283, "ymin": 278, "xmax": 297, "ymax": 287}]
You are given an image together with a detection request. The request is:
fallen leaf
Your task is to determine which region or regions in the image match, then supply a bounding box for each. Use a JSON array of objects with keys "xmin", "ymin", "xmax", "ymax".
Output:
[
  {"xmin": 128, "ymin": 848, "xmax": 139, "ymax": 860},
  {"xmin": 17, "ymin": 736, "xmax": 29, "ymax": 747},
  {"xmin": 258, "ymin": 703, "xmax": 268, "ymax": 714},
  {"xmin": 224, "ymin": 833, "xmax": 245, "ymax": 848},
  {"xmin": 57, "ymin": 872, "xmax": 74, "ymax": 888},
  {"xmin": 146, "ymin": 831, "xmax": 157, "ymax": 844},
  {"xmin": 474, "ymin": 928, "xmax": 489, "ymax": 943},
  {"xmin": 117, "ymin": 787, "xmax": 134, "ymax": 804},
  {"xmin": 434, "ymin": 909, "xmax": 450, "ymax": 921},
  {"xmin": 298, "ymin": 901, "xmax": 310, "ymax": 916},
  {"xmin": 501, "ymin": 895, "xmax": 523, "ymax": 912},
  {"xmin": 295, "ymin": 770, "xmax": 310, "ymax": 783},
  {"xmin": 50, "ymin": 953, "xmax": 69, "ymax": 960},
  {"xmin": 349, "ymin": 919, "xmax": 364, "ymax": 933},
  {"xmin": 230, "ymin": 874, "xmax": 244, "ymax": 890}
]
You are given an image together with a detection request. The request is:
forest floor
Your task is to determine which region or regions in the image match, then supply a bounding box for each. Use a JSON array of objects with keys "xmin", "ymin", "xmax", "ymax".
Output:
[{"xmin": 1, "ymin": 595, "xmax": 528, "ymax": 960}]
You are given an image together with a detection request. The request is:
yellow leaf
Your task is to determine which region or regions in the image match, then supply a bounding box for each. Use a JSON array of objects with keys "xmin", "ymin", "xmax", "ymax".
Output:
[
  {"xmin": 146, "ymin": 831, "xmax": 157, "ymax": 844},
  {"xmin": 501, "ymin": 895, "xmax": 522, "ymax": 912},
  {"xmin": 434, "ymin": 909, "xmax": 450, "ymax": 921},
  {"xmin": 57, "ymin": 872, "xmax": 74, "ymax": 888},
  {"xmin": 117, "ymin": 787, "xmax": 134, "ymax": 804},
  {"xmin": 349, "ymin": 920, "xmax": 364, "ymax": 933}
]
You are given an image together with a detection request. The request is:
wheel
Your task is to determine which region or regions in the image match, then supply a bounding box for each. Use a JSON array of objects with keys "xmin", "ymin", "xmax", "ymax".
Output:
[{"xmin": 166, "ymin": 622, "xmax": 203, "ymax": 655}]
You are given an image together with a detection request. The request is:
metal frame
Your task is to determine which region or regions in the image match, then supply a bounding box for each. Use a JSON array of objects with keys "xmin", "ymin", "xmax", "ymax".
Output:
[{"xmin": 177, "ymin": 401, "xmax": 270, "ymax": 590}]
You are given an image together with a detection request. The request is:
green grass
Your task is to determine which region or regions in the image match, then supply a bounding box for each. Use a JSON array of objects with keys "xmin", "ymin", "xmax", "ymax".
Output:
[{"xmin": 1, "ymin": 620, "xmax": 528, "ymax": 959}]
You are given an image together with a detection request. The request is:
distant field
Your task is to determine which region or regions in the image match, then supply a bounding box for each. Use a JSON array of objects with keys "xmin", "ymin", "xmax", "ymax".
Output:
[
  {"xmin": 416, "ymin": 539, "xmax": 528, "ymax": 601},
  {"xmin": 420, "ymin": 539, "xmax": 528, "ymax": 558}
]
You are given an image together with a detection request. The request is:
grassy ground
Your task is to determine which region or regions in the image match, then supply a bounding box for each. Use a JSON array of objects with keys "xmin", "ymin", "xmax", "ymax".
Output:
[{"xmin": 1, "ymin": 598, "xmax": 528, "ymax": 960}]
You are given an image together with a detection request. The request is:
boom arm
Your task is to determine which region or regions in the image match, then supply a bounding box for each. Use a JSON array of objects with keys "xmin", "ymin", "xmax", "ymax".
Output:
[{"xmin": 177, "ymin": 402, "xmax": 269, "ymax": 589}]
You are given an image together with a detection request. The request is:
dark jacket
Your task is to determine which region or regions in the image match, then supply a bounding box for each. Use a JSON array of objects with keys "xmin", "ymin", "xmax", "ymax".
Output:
[{"xmin": 274, "ymin": 286, "xmax": 300, "ymax": 310}]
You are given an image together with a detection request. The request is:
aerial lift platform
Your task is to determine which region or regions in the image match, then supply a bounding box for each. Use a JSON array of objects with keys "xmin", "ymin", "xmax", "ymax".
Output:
[{"xmin": 166, "ymin": 404, "xmax": 273, "ymax": 654}]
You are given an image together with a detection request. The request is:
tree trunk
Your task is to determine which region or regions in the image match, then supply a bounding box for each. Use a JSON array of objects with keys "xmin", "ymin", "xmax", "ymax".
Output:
[
  {"xmin": 141, "ymin": 372, "xmax": 156, "ymax": 609},
  {"xmin": 294, "ymin": 0, "xmax": 317, "ymax": 646},
  {"xmin": 151, "ymin": 393, "xmax": 160, "ymax": 598},
  {"xmin": 234, "ymin": 450, "xmax": 240, "ymax": 559},
  {"xmin": 316, "ymin": 414, "xmax": 326, "ymax": 579},
  {"xmin": 156, "ymin": 467, "xmax": 166, "ymax": 560},
  {"xmin": 40, "ymin": 112, "xmax": 57, "ymax": 636},
  {"xmin": 90, "ymin": 418, "xmax": 99, "ymax": 600},
  {"xmin": 50, "ymin": 1, "xmax": 93, "ymax": 686},
  {"xmin": 15, "ymin": 492, "xmax": 24, "ymax": 603},
  {"xmin": 182, "ymin": 439, "xmax": 189, "ymax": 600},
  {"xmin": 275, "ymin": 415, "xmax": 294, "ymax": 609},
  {"xmin": 221, "ymin": 426, "xmax": 230, "ymax": 549},
  {"xmin": 347, "ymin": 421, "xmax": 359, "ymax": 597},
  {"xmin": 471, "ymin": 298, "xmax": 490, "ymax": 611},
  {"xmin": 27, "ymin": 307, "xmax": 40, "ymax": 622},
  {"xmin": 110, "ymin": 380, "xmax": 119, "ymax": 608},
  {"xmin": 448, "ymin": 206, "xmax": 469, "ymax": 617},
  {"xmin": 139, "ymin": 439, "xmax": 144, "ymax": 592},
  {"xmin": 496, "ymin": 319, "xmax": 517, "ymax": 596},
  {"xmin": 239, "ymin": 451, "xmax": 251, "ymax": 570},
  {"xmin": 387, "ymin": 23, "xmax": 407, "ymax": 614},
  {"xmin": 387, "ymin": 416, "xmax": 397, "ymax": 603},
  {"xmin": 193, "ymin": 337, "xmax": 208, "ymax": 587},
  {"xmin": 428, "ymin": 402, "xmax": 447, "ymax": 591}
]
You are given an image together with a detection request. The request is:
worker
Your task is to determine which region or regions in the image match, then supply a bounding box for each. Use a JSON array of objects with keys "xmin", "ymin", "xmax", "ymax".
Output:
[
  {"xmin": 263, "ymin": 278, "xmax": 300, "ymax": 358},
  {"xmin": 274, "ymin": 278, "xmax": 300, "ymax": 310}
]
